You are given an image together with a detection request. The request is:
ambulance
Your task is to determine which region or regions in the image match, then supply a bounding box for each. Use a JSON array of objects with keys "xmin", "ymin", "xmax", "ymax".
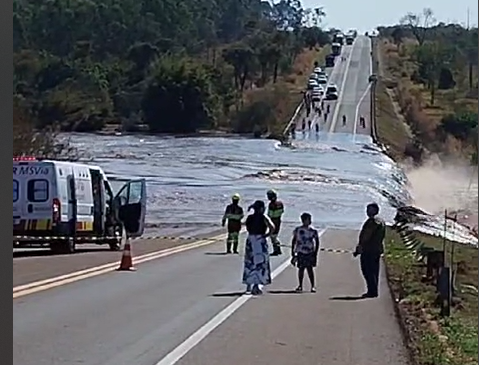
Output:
[{"xmin": 13, "ymin": 156, "xmax": 146, "ymax": 254}]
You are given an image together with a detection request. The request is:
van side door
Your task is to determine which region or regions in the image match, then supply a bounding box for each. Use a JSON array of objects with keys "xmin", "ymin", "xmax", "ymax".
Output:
[{"xmin": 113, "ymin": 179, "xmax": 146, "ymax": 237}]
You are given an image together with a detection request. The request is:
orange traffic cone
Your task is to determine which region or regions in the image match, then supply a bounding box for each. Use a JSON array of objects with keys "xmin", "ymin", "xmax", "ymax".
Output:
[{"xmin": 117, "ymin": 238, "xmax": 136, "ymax": 271}]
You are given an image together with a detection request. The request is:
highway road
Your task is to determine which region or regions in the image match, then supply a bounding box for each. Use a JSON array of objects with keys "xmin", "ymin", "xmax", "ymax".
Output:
[
  {"xmin": 294, "ymin": 35, "xmax": 373, "ymax": 136},
  {"xmin": 14, "ymin": 36, "xmax": 409, "ymax": 365},
  {"xmin": 14, "ymin": 224, "xmax": 409, "ymax": 365}
]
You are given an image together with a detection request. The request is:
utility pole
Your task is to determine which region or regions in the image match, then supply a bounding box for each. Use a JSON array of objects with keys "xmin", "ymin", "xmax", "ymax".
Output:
[{"xmin": 466, "ymin": 7, "xmax": 470, "ymax": 29}]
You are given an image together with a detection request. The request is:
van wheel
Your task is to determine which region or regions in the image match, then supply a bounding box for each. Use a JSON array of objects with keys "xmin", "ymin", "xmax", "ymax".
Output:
[
  {"xmin": 50, "ymin": 240, "xmax": 75, "ymax": 254},
  {"xmin": 109, "ymin": 241, "xmax": 121, "ymax": 251},
  {"xmin": 50, "ymin": 242, "xmax": 62, "ymax": 255},
  {"xmin": 63, "ymin": 239, "xmax": 76, "ymax": 254}
]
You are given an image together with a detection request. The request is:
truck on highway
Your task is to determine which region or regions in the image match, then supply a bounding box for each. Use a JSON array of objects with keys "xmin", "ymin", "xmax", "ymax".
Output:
[
  {"xmin": 325, "ymin": 54, "xmax": 335, "ymax": 67},
  {"xmin": 346, "ymin": 36, "xmax": 354, "ymax": 45},
  {"xmin": 331, "ymin": 42, "xmax": 341, "ymax": 56},
  {"xmin": 13, "ymin": 157, "xmax": 147, "ymax": 254},
  {"xmin": 333, "ymin": 33, "xmax": 344, "ymax": 45}
]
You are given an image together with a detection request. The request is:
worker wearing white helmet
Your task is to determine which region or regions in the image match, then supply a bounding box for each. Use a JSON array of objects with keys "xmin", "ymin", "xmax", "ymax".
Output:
[
  {"xmin": 221, "ymin": 193, "xmax": 244, "ymax": 254},
  {"xmin": 266, "ymin": 189, "xmax": 284, "ymax": 255}
]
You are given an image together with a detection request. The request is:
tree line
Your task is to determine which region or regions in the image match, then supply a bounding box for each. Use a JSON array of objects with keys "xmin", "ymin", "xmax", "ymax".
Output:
[
  {"xmin": 377, "ymin": 9, "xmax": 478, "ymax": 161},
  {"xmin": 13, "ymin": 0, "xmax": 330, "ymax": 139}
]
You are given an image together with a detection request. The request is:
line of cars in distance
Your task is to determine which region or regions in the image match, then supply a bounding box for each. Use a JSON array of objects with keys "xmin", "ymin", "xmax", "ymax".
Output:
[{"xmin": 306, "ymin": 66, "xmax": 338, "ymax": 102}]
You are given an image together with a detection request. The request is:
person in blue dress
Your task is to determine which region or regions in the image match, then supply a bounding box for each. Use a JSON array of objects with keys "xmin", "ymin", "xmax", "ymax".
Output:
[{"xmin": 242, "ymin": 200, "xmax": 275, "ymax": 295}]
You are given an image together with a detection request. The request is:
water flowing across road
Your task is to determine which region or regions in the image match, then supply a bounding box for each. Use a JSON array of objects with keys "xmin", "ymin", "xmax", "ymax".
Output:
[{"xmin": 71, "ymin": 131, "xmax": 410, "ymax": 231}]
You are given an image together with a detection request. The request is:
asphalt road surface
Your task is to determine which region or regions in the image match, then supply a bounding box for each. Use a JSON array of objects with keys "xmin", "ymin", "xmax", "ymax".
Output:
[
  {"xmin": 294, "ymin": 35, "xmax": 373, "ymax": 136},
  {"xmin": 14, "ymin": 225, "xmax": 409, "ymax": 365},
  {"xmin": 14, "ymin": 36, "xmax": 408, "ymax": 365}
]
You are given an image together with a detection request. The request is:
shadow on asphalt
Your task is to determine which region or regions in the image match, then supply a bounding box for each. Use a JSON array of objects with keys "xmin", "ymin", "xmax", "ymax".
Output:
[
  {"xmin": 211, "ymin": 291, "xmax": 245, "ymax": 297},
  {"xmin": 268, "ymin": 289, "xmax": 301, "ymax": 294},
  {"xmin": 329, "ymin": 295, "xmax": 367, "ymax": 301},
  {"xmin": 204, "ymin": 252, "xmax": 229, "ymax": 256},
  {"xmin": 13, "ymin": 247, "xmax": 112, "ymax": 258}
]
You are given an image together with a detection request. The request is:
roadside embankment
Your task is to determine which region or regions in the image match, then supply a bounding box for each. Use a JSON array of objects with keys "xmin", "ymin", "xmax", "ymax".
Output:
[
  {"xmin": 372, "ymin": 32, "xmax": 477, "ymax": 164},
  {"xmin": 384, "ymin": 228, "xmax": 478, "ymax": 365},
  {"xmin": 370, "ymin": 37, "xmax": 413, "ymax": 161}
]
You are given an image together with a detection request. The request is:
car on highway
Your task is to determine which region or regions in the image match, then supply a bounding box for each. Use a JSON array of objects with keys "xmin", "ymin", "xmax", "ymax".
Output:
[
  {"xmin": 312, "ymin": 84, "xmax": 324, "ymax": 94},
  {"xmin": 316, "ymin": 75, "xmax": 328, "ymax": 85},
  {"xmin": 314, "ymin": 68, "xmax": 327, "ymax": 78},
  {"xmin": 307, "ymin": 78, "xmax": 319, "ymax": 90},
  {"xmin": 325, "ymin": 84, "xmax": 339, "ymax": 100},
  {"xmin": 311, "ymin": 88, "xmax": 323, "ymax": 102}
]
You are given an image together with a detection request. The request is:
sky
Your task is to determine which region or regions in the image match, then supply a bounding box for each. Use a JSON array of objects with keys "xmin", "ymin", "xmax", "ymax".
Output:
[{"xmin": 301, "ymin": 0, "xmax": 478, "ymax": 33}]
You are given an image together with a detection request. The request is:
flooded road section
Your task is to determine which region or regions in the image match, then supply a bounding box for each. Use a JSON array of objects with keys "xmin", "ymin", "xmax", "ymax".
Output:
[{"xmin": 71, "ymin": 131, "xmax": 410, "ymax": 231}]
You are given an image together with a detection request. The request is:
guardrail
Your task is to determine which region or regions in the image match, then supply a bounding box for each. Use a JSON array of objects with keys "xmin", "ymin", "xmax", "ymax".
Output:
[
  {"xmin": 392, "ymin": 211, "xmax": 464, "ymax": 317},
  {"xmin": 370, "ymin": 37, "xmax": 379, "ymax": 144},
  {"xmin": 282, "ymin": 98, "xmax": 305, "ymax": 137}
]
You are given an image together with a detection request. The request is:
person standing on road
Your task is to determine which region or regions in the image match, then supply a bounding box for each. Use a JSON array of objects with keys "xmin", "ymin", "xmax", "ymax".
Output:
[
  {"xmin": 221, "ymin": 193, "xmax": 244, "ymax": 254},
  {"xmin": 291, "ymin": 213, "xmax": 320, "ymax": 292},
  {"xmin": 267, "ymin": 189, "xmax": 284, "ymax": 256},
  {"xmin": 242, "ymin": 200, "xmax": 275, "ymax": 295},
  {"xmin": 353, "ymin": 203, "xmax": 386, "ymax": 298},
  {"xmin": 360, "ymin": 116, "xmax": 366, "ymax": 128}
]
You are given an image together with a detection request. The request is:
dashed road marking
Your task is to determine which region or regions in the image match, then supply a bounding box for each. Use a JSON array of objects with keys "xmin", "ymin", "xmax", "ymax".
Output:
[{"xmin": 13, "ymin": 232, "xmax": 228, "ymax": 299}]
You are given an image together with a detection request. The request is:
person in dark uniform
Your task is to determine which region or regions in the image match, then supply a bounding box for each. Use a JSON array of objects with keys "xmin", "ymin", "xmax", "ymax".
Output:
[
  {"xmin": 360, "ymin": 116, "xmax": 366, "ymax": 128},
  {"xmin": 267, "ymin": 189, "xmax": 284, "ymax": 256},
  {"xmin": 221, "ymin": 193, "xmax": 244, "ymax": 254},
  {"xmin": 353, "ymin": 203, "xmax": 386, "ymax": 298},
  {"xmin": 291, "ymin": 213, "xmax": 320, "ymax": 292}
]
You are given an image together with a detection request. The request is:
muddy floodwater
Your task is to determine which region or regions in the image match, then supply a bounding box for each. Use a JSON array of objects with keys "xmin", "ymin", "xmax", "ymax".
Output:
[{"xmin": 71, "ymin": 131, "xmax": 412, "ymax": 232}]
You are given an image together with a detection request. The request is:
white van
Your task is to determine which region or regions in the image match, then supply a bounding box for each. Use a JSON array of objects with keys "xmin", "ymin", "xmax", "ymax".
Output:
[{"xmin": 13, "ymin": 157, "xmax": 146, "ymax": 254}]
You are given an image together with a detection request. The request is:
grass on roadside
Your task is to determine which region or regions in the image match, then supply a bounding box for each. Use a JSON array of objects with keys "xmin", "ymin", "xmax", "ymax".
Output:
[
  {"xmin": 384, "ymin": 228, "xmax": 478, "ymax": 365},
  {"xmin": 372, "ymin": 38, "xmax": 411, "ymax": 160},
  {"xmin": 375, "ymin": 79, "xmax": 411, "ymax": 160}
]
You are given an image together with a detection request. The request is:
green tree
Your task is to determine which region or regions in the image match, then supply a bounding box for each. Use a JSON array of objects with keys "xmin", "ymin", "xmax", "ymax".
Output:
[
  {"xmin": 412, "ymin": 41, "xmax": 450, "ymax": 105},
  {"xmin": 142, "ymin": 58, "xmax": 218, "ymax": 133},
  {"xmin": 400, "ymin": 8, "xmax": 436, "ymax": 46}
]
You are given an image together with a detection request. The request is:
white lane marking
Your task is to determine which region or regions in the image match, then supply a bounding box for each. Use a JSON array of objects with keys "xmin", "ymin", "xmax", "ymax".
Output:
[
  {"xmin": 352, "ymin": 37, "xmax": 374, "ymax": 138},
  {"xmin": 13, "ymin": 233, "xmax": 230, "ymax": 298},
  {"xmin": 352, "ymin": 83, "xmax": 372, "ymax": 138},
  {"xmin": 154, "ymin": 229, "xmax": 327, "ymax": 365},
  {"xmin": 329, "ymin": 40, "xmax": 356, "ymax": 133}
]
